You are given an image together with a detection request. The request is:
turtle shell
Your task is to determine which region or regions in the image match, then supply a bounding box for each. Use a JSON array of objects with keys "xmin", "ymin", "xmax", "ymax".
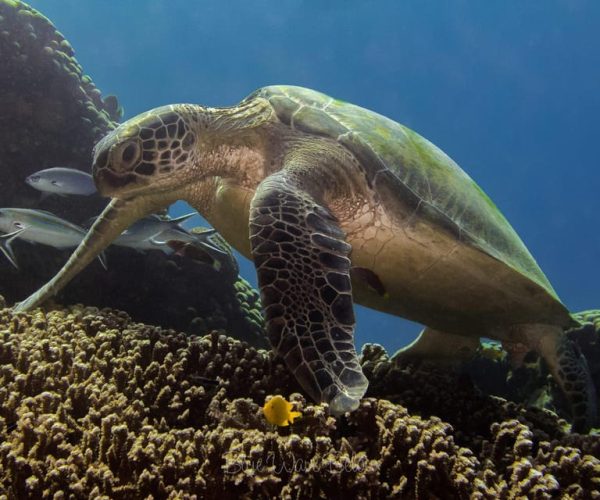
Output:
[{"xmin": 252, "ymin": 85, "xmax": 563, "ymax": 309}]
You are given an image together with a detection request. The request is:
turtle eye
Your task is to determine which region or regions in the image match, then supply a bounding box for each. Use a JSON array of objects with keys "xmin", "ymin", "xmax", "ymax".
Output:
[
  {"xmin": 119, "ymin": 141, "xmax": 140, "ymax": 168},
  {"xmin": 13, "ymin": 222, "xmax": 23, "ymax": 230}
]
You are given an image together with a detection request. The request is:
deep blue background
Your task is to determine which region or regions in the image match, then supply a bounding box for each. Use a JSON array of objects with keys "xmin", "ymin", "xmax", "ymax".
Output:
[{"xmin": 27, "ymin": 0, "xmax": 600, "ymax": 353}]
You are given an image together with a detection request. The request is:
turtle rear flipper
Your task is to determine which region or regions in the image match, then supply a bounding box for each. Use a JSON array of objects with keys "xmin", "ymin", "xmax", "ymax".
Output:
[
  {"xmin": 391, "ymin": 327, "xmax": 481, "ymax": 365},
  {"xmin": 525, "ymin": 324, "xmax": 598, "ymax": 433},
  {"xmin": 393, "ymin": 323, "xmax": 597, "ymax": 432}
]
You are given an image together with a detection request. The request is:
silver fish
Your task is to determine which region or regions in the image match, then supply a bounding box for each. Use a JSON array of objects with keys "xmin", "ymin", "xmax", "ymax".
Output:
[
  {"xmin": 112, "ymin": 213, "xmax": 197, "ymax": 250},
  {"xmin": 106, "ymin": 212, "xmax": 223, "ymax": 256},
  {"xmin": 151, "ymin": 226, "xmax": 230, "ymax": 260},
  {"xmin": 166, "ymin": 228, "xmax": 239, "ymax": 274},
  {"xmin": 0, "ymin": 208, "xmax": 106, "ymax": 269},
  {"xmin": 25, "ymin": 167, "xmax": 97, "ymax": 196}
]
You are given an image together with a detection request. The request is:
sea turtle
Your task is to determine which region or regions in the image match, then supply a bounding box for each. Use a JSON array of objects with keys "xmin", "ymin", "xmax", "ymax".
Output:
[{"xmin": 15, "ymin": 85, "xmax": 597, "ymax": 431}]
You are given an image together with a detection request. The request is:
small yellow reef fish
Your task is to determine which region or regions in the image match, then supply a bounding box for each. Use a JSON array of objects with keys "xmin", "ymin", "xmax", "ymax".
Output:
[
  {"xmin": 263, "ymin": 395, "xmax": 302, "ymax": 426},
  {"xmin": 479, "ymin": 341, "xmax": 506, "ymax": 362}
]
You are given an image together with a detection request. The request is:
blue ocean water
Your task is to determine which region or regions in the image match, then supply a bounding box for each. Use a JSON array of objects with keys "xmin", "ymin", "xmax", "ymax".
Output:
[{"xmin": 27, "ymin": 0, "xmax": 600, "ymax": 354}]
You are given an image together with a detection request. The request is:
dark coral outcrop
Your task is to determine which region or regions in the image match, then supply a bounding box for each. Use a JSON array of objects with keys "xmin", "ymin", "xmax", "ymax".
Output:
[
  {"xmin": 0, "ymin": 304, "xmax": 598, "ymax": 498},
  {"xmin": 0, "ymin": 0, "xmax": 266, "ymax": 346},
  {"xmin": 0, "ymin": 0, "xmax": 118, "ymax": 221}
]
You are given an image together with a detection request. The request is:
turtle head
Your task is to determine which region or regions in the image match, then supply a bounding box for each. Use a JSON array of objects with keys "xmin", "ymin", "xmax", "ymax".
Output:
[
  {"xmin": 93, "ymin": 97, "xmax": 274, "ymax": 200},
  {"xmin": 93, "ymin": 105, "xmax": 200, "ymax": 198}
]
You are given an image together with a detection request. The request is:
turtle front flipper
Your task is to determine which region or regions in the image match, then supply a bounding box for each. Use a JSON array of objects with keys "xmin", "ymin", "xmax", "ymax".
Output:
[
  {"xmin": 250, "ymin": 171, "xmax": 368, "ymax": 415},
  {"xmin": 14, "ymin": 197, "xmax": 160, "ymax": 312}
]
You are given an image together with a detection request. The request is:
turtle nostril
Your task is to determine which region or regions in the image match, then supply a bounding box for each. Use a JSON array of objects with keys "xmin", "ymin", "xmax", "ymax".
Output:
[{"xmin": 95, "ymin": 148, "xmax": 109, "ymax": 169}]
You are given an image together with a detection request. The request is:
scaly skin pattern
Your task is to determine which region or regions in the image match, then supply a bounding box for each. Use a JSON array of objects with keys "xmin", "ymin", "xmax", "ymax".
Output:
[
  {"xmin": 250, "ymin": 171, "xmax": 367, "ymax": 414},
  {"xmin": 15, "ymin": 86, "xmax": 597, "ymax": 430}
]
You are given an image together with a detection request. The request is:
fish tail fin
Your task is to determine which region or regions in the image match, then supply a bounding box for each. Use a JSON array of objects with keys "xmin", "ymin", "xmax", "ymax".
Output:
[
  {"xmin": 168, "ymin": 212, "xmax": 197, "ymax": 225},
  {"xmin": 0, "ymin": 228, "xmax": 25, "ymax": 269},
  {"xmin": 192, "ymin": 233, "xmax": 230, "ymax": 257},
  {"xmin": 98, "ymin": 250, "xmax": 108, "ymax": 270}
]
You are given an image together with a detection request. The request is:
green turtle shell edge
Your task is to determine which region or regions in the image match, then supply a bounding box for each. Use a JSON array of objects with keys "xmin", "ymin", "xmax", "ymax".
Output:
[{"xmin": 252, "ymin": 85, "xmax": 561, "ymax": 307}]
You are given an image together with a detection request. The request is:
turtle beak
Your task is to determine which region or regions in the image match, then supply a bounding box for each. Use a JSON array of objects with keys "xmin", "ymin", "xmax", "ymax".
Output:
[
  {"xmin": 95, "ymin": 166, "xmax": 154, "ymax": 199},
  {"xmin": 93, "ymin": 169, "xmax": 136, "ymax": 197}
]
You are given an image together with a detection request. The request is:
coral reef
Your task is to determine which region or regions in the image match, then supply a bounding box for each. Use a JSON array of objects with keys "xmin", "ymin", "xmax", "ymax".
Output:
[
  {"xmin": 0, "ymin": 303, "xmax": 598, "ymax": 498},
  {"xmin": 59, "ymin": 243, "xmax": 266, "ymax": 347},
  {"xmin": 570, "ymin": 310, "xmax": 600, "ymax": 390},
  {"xmin": 0, "ymin": 0, "xmax": 116, "ymax": 309}
]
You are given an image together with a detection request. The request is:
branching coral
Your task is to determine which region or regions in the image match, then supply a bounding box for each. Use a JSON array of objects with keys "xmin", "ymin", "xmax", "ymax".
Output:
[{"xmin": 0, "ymin": 304, "xmax": 598, "ymax": 498}]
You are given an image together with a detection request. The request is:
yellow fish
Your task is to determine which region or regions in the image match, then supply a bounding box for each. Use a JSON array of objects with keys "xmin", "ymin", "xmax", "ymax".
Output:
[
  {"xmin": 263, "ymin": 395, "xmax": 302, "ymax": 426},
  {"xmin": 479, "ymin": 341, "xmax": 506, "ymax": 362}
]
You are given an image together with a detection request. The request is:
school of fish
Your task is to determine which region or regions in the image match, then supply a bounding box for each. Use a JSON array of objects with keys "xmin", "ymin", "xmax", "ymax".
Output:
[{"xmin": 0, "ymin": 167, "xmax": 222, "ymax": 271}]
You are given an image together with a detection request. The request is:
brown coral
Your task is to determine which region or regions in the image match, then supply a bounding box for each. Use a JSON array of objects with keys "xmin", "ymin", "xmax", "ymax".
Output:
[{"xmin": 0, "ymin": 304, "xmax": 598, "ymax": 498}]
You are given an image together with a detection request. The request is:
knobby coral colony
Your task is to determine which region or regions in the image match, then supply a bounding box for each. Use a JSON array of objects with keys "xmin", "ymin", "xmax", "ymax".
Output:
[{"xmin": 0, "ymin": 302, "xmax": 599, "ymax": 499}]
